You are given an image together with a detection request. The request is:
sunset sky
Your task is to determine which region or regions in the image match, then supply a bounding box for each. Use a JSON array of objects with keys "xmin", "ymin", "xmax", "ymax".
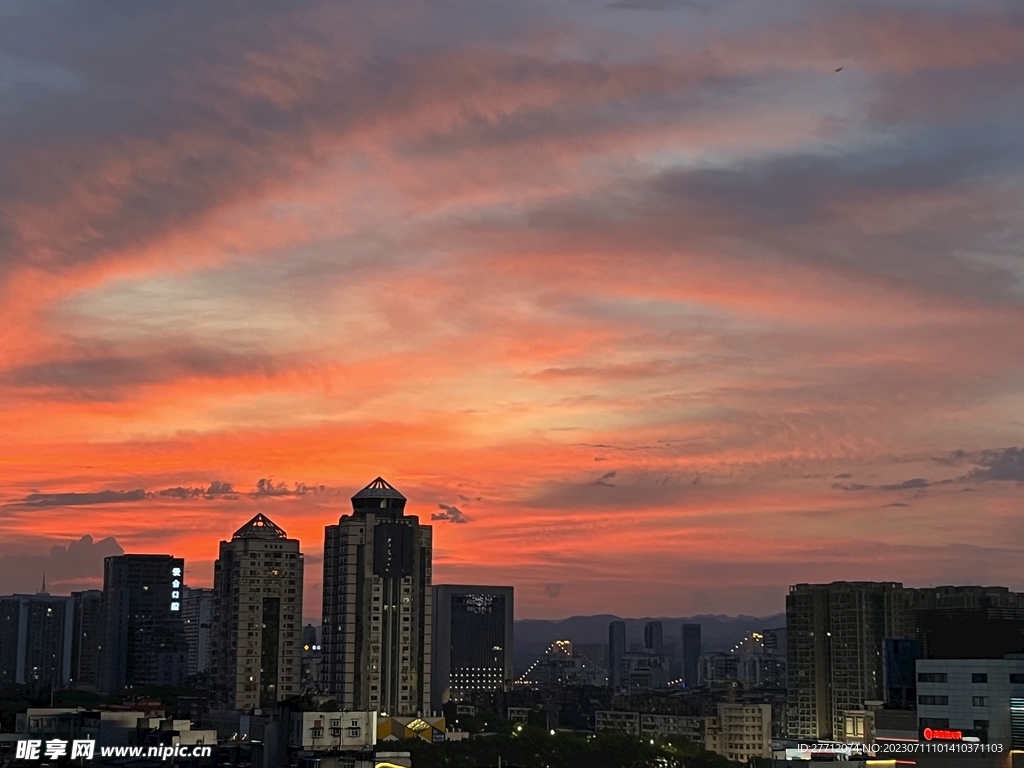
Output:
[{"xmin": 2, "ymin": 0, "xmax": 1024, "ymax": 621}]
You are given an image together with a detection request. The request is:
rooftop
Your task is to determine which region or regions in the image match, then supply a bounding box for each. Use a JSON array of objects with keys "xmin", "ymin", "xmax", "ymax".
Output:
[
  {"xmin": 351, "ymin": 477, "xmax": 407, "ymax": 512},
  {"xmin": 232, "ymin": 513, "xmax": 287, "ymax": 540}
]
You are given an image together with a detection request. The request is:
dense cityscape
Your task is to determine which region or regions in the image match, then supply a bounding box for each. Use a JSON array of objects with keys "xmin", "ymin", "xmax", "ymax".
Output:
[
  {"xmin": 1, "ymin": 478, "xmax": 1022, "ymax": 766},
  {"xmin": 4, "ymin": 0, "xmax": 1024, "ymax": 767}
]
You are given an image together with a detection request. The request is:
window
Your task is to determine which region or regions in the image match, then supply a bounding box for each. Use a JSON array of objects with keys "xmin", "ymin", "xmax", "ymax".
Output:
[
  {"xmin": 918, "ymin": 673, "xmax": 947, "ymax": 683},
  {"xmin": 974, "ymin": 720, "xmax": 989, "ymax": 731},
  {"xmin": 920, "ymin": 718, "xmax": 949, "ymax": 729},
  {"xmin": 919, "ymin": 695, "xmax": 949, "ymax": 706},
  {"xmin": 973, "ymin": 697, "xmax": 988, "ymax": 707},
  {"xmin": 973, "ymin": 673, "xmax": 988, "ymax": 683},
  {"xmin": 1011, "ymin": 674, "xmax": 1024, "ymax": 684}
]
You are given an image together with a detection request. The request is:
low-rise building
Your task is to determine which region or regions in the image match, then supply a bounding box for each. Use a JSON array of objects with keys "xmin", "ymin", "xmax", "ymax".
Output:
[
  {"xmin": 377, "ymin": 715, "xmax": 446, "ymax": 743},
  {"xmin": 595, "ymin": 710, "xmax": 700, "ymax": 742},
  {"xmin": 704, "ymin": 702, "xmax": 771, "ymax": 763},
  {"xmin": 288, "ymin": 710, "xmax": 376, "ymax": 751}
]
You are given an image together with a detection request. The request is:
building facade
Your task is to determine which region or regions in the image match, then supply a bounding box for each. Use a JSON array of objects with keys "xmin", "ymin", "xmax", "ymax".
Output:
[
  {"xmin": 321, "ymin": 477, "xmax": 433, "ymax": 716},
  {"xmin": 182, "ymin": 586, "xmax": 213, "ymax": 680},
  {"xmin": 431, "ymin": 584, "xmax": 514, "ymax": 713},
  {"xmin": 100, "ymin": 554, "xmax": 188, "ymax": 693},
  {"xmin": 0, "ymin": 592, "xmax": 74, "ymax": 688},
  {"xmin": 786, "ymin": 581, "xmax": 910, "ymax": 740},
  {"xmin": 211, "ymin": 513, "xmax": 304, "ymax": 710},
  {"xmin": 69, "ymin": 590, "xmax": 103, "ymax": 690},
  {"xmin": 704, "ymin": 703, "xmax": 771, "ymax": 763},
  {"xmin": 916, "ymin": 658, "xmax": 1024, "ymax": 748}
]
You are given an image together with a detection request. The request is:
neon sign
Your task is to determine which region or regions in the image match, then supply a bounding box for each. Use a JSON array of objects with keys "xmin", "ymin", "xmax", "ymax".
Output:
[{"xmin": 923, "ymin": 727, "xmax": 962, "ymax": 741}]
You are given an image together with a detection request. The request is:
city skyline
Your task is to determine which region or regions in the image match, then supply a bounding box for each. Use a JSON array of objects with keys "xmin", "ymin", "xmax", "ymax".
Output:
[{"xmin": 4, "ymin": 1, "xmax": 1024, "ymax": 620}]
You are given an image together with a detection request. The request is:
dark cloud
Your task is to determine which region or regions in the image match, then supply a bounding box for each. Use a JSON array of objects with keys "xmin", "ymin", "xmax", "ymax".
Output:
[
  {"xmin": 879, "ymin": 478, "xmax": 930, "ymax": 491},
  {"xmin": 545, "ymin": 583, "xmax": 563, "ymax": 598},
  {"xmin": 13, "ymin": 489, "xmax": 147, "ymax": 507},
  {"xmin": 590, "ymin": 471, "xmax": 617, "ymax": 487},
  {"xmin": 834, "ymin": 477, "xmax": 930, "ymax": 492},
  {"xmin": 254, "ymin": 479, "xmax": 324, "ymax": 497},
  {"xmin": 0, "ymin": 535, "xmax": 123, "ymax": 594},
  {"xmin": 0, "ymin": 347, "xmax": 296, "ymax": 399},
  {"xmin": 967, "ymin": 447, "xmax": 1024, "ymax": 481},
  {"xmin": 432, "ymin": 504, "xmax": 471, "ymax": 524},
  {"xmin": 159, "ymin": 481, "xmax": 236, "ymax": 499}
]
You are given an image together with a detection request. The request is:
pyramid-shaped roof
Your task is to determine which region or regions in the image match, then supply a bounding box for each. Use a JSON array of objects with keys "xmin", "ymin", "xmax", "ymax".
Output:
[
  {"xmin": 352, "ymin": 477, "xmax": 406, "ymax": 501},
  {"xmin": 232, "ymin": 513, "xmax": 287, "ymax": 540}
]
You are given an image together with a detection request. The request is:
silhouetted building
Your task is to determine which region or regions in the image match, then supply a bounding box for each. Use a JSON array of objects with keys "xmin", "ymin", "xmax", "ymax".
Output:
[
  {"xmin": 883, "ymin": 638, "xmax": 918, "ymax": 709},
  {"xmin": 681, "ymin": 623, "xmax": 701, "ymax": 688},
  {"xmin": 70, "ymin": 590, "xmax": 103, "ymax": 690},
  {"xmin": 301, "ymin": 624, "xmax": 322, "ymax": 692},
  {"xmin": 0, "ymin": 591, "xmax": 73, "ymax": 688},
  {"xmin": 211, "ymin": 513, "xmax": 304, "ymax": 709},
  {"xmin": 609, "ymin": 621, "xmax": 626, "ymax": 690},
  {"xmin": 100, "ymin": 554, "xmax": 187, "ymax": 693},
  {"xmin": 644, "ymin": 621, "xmax": 663, "ymax": 656},
  {"xmin": 182, "ymin": 586, "xmax": 213, "ymax": 680},
  {"xmin": 321, "ymin": 477, "xmax": 432, "ymax": 716},
  {"xmin": 917, "ymin": 608, "xmax": 1024, "ymax": 660},
  {"xmin": 432, "ymin": 584, "xmax": 513, "ymax": 713}
]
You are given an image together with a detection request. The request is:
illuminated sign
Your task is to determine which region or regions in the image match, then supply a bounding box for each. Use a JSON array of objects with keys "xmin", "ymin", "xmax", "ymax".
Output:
[
  {"xmin": 170, "ymin": 565, "xmax": 182, "ymax": 611},
  {"xmin": 923, "ymin": 727, "xmax": 962, "ymax": 741}
]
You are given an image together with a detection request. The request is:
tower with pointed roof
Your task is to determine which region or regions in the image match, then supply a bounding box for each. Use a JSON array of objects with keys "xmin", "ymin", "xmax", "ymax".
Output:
[
  {"xmin": 322, "ymin": 477, "xmax": 433, "ymax": 716},
  {"xmin": 211, "ymin": 513, "xmax": 304, "ymax": 710}
]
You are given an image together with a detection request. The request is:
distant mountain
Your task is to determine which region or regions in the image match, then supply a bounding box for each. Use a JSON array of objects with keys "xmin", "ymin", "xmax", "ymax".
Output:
[{"xmin": 513, "ymin": 613, "xmax": 785, "ymax": 673}]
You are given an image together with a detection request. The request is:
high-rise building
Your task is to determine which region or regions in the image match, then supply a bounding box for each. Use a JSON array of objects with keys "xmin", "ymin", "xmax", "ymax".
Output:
[
  {"xmin": 681, "ymin": 623, "xmax": 701, "ymax": 688},
  {"xmin": 784, "ymin": 582, "xmax": 1024, "ymax": 740},
  {"xmin": 70, "ymin": 590, "xmax": 103, "ymax": 690},
  {"xmin": 182, "ymin": 586, "xmax": 213, "ymax": 680},
  {"xmin": 644, "ymin": 621, "xmax": 664, "ymax": 655},
  {"xmin": 0, "ymin": 591, "xmax": 74, "ymax": 688},
  {"xmin": 210, "ymin": 514, "xmax": 304, "ymax": 710},
  {"xmin": 100, "ymin": 554, "xmax": 188, "ymax": 693},
  {"xmin": 321, "ymin": 478, "xmax": 433, "ymax": 716},
  {"xmin": 431, "ymin": 584, "xmax": 513, "ymax": 713},
  {"xmin": 608, "ymin": 620, "xmax": 626, "ymax": 690}
]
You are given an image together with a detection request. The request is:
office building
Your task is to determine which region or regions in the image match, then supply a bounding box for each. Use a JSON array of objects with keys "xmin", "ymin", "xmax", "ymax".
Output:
[
  {"xmin": 321, "ymin": 477, "xmax": 433, "ymax": 716},
  {"xmin": 210, "ymin": 513, "xmax": 304, "ymax": 710},
  {"xmin": 681, "ymin": 623, "xmax": 701, "ymax": 688},
  {"xmin": 431, "ymin": 584, "xmax": 513, "ymax": 713},
  {"xmin": 100, "ymin": 554, "xmax": 188, "ymax": 693},
  {"xmin": 182, "ymin": 586, "xmax": 213, "ymax": 679},
  {"xmin": 0, "ymin": 591, "xmax": 74, "ymax": 688},
  {"xmin": 916, "ymin": 658, "xmax": 1024, "ymax": 748},
  {"xmin": 69, "ymin": 590, "xmax": 103, "ymax": 690},
  {"xmin": 609, "ymin": 620, "xmax": 626, "ymax": 690}
]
